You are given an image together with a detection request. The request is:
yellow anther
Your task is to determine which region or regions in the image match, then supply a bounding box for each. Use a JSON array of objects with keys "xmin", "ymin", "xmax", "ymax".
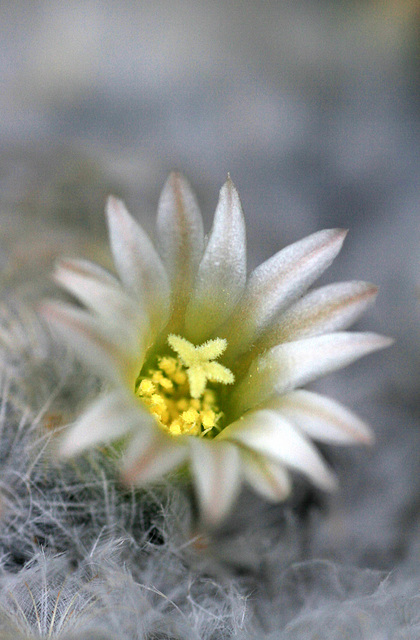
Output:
[
  {"xmin": 150, "ymin": 393, "xmax": 165, "ymax": 407},
  {"xmin": 158, "ymin": 356, "xmax": 177, "ymax": 376},
  {"xmin": 138, "ymin": 379, "xmax": 155, "ymax": 396},
  {"xmin": 201, "ymin": 409, "xmax": 216, "ymax": 429},
  {"xmin": 182, "ymin": 408, "xmax": 199, "ymax": 424},
  {"xmin": 152, "ymin": 370, "xmax": 174, "ymax": 392},
  {"xmin": 173, "ymin": 370, "xmax": 187, "ymax": 385},
  {"xmin": 169, "ymin": 419, "xmax": 183, "ymax": 436},
  {"xmin": 176, "ymin": 398, "xmax": 189, "ymax": 412}
]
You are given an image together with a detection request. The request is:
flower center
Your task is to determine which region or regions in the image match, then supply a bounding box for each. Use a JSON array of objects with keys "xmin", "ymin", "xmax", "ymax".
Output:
[{"xmin": 135, "ymin": 334, "xmax": 234, "ymax": 437}]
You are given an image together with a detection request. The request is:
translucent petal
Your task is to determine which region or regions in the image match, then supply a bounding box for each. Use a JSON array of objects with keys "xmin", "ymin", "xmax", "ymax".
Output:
[
  {"xmin": 265, "ymin": 390, "xmax": 374, "ymax": 445},
  {"xmin": 189, "ymin": 438, "xmax": 241, "ymax": 526},
  {"xmin": 40, "ymin": 301, "xmax": 136, "ymax": 383},
  {"xmin": 223, "ymin": 228, "xmax": 347, "ymax": 361},
  {"xmin": 257, "ymin": 280, "xmax": 378, "ymax": 350},
  {"xmin": 60, "ymin": 391, "xmax": 148, "ymax": 457},
  {"xmin": 54, "ymin": 258, "xmax": 147, "ymax": 350},
  {"xmin": 185, "ymin": 177, "xmax": 246, "ymax": 342},
  {"xmin": 106, "ymin": 196, "xmax": 170, "ymax": 331},
  {"xmin": 220, "ymin": 410, "xmax": 337, "ymax": 491},
  {"xmin": 240, "ymin": 450, "xmax": 291, "ymax": 502},
  {"xmin": 121, "ymin": 428, "xmax": 188, "ymax": 486},
  {"xmin": 232, "ymin": 332, "xmax": 393, "ymax": 415},
  {"xmin": 156, "ymin": 172, "xmax": 204, "ymax": 331}
]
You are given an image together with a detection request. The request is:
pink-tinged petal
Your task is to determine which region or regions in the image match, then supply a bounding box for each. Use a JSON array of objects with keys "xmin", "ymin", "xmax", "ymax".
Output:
[
  {"xmin": 40, "ymin": 301, "xmax": 139, "ymax": 384},
  {"xmin": 57, "ymin": 258, "xmax": 119, "ymax": 286},
  {"xmin": 232, "ymin": 332, "xmax": 393, "ymax": 416},
  {"xmin": 220, "ymin": 410, "xmax": 337, "ymax": 491},
  {"xmin": 121, "ymin": 428, "xmax": 187, "ymax": 486},
  {"xmin": 189, "ymin": 438, "xmax": 241, "ymax": 526},
  {"xmin": 257, "ymin": 280, "xmax": 378, "ymax": 350},
  {"xmin": 156, "ymin": 172, "xmax": 204, "ymax": 332},
  {"xmin": 222, "ymin": 229, "xmax": 347, "ymax": 361},
  {"xmin": 60, "ymin": 391, "xmax": 148, "ymax": 457},
  {"xmin": 185, "ymin": 177, "xmax": 246, "ymax": 342},
  {"xmin": 240, "ymin": 450, "xmax": 291, "ymax": 502},
  {"xmin": 106, "ymin": 197, "xmax": 170, "ymax": 332},
  {"xmin": 264, "ymin": 390, "xmax": 374, "ymax": 445},
  {"xmin": 54, "ymin": 258, "xmax": 147, "ymax": 352}
]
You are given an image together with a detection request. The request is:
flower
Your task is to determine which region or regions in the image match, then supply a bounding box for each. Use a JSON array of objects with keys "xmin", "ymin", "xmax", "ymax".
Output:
[{"xmin": 41, "ymin": 172, "xmax": 392, "ymax": 526}]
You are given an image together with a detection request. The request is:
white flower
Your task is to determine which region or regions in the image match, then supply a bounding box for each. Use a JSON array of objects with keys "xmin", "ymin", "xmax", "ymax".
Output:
[{"xmin": 41, "ymin": 173, "xmax": 392, "ymax": 526}]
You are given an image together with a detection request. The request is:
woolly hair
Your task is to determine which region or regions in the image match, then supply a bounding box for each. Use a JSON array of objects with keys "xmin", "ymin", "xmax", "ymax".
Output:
[{"xmin": 0, "ymin": 297, "xmax": 418, "ymax": 638}]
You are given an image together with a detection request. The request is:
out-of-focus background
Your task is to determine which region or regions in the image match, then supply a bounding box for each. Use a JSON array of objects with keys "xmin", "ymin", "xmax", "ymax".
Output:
[
  {"xmin": 1, "ymin": 1, "xmax": 418, "ymax": 272},
  {"xmin": 0, "ymin": 1, "xmax": 419, "ymax": 636}
]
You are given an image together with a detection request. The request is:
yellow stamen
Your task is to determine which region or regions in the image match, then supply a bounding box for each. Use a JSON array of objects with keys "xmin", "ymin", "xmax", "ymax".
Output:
[
  {"xmin": 158, "ymin": 356, "xmax": 177, "ymax": 376},
  {"xmin": 138, "ymin": 379, "xmax": 155, "ymax": 396},
  {"xmin": 136, "ymin": 334, "xmax": 233, "ymax": 438},
  {"xmin": 182, "ymin": 408, "xmax": 199, "ymax": 424},
  {"xmin": 201, "ymin": 409, "xmax": 216, "ymax": 428}
]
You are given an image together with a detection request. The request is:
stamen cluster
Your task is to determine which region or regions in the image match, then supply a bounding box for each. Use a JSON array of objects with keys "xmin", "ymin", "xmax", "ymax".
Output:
[{"xmin": 136, "ymin": 355, "xmax": 223, "ymax": 437}]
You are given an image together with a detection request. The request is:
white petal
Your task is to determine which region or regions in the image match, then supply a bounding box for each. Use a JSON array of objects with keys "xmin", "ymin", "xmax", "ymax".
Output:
[
  {"xmin": 54, "ymin": 258, "xmax": 147, "ymax": 350},
  {"xmin": 121, "ymin": 428, "xmax": 188, "ymax": 486},
  {"xmin": 220, "ymin": 410, "xmax": 337, "ymax": 491},
  {"xmin": 223, "ymin": 228, "xmax": 347, "ymax": 360},
  {"xmin": 57, "ymin": 258, "xmax": 119, "ymax": 286},
  {"xmin": 40, "ymin": 301, "xmax": 134, "ymax": 383},
  {"xmin": 232, "ymin": 332, "xmax": 393, "ymax": 415},
  {"xmin": 156, "ymin": 172, "xmax": 204, "ymax": 331},
  {"xmin": 189, "ymin": 438, "xmax": 241, "ymax": 526},
  {"xmin": 265, "ymin": 390, "xmax": 374, "ymax": 445},
  {"xmin": 106, "ymin": 196, "xmax": 170, "ymax": 331},
  {"xmin": 257, "ymin": 280, "xmax": 378, "ymax": 349},
  {"xmin": 185, "ymin": 177, "xmax": 246, "ymax": 342},
  {"xmin": 240, "ymin": 450, "xmax": 291, "ymax": 502},
  {"xmin": 60, "ymin": 391, "xmax": 149, "ymax": 457}
]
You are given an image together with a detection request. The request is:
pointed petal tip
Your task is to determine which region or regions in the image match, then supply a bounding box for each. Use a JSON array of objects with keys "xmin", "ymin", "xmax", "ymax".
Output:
[
  {"xmin": 320, "ymin": 227, "xmax": 348, "ymax": 239},
  {"xmin": 334, "ymin": 227, "xmax": 349, "ymax": 244},
  {"xmin": 326, "ymin": 227, "xmax": 348, "ymax": 248},
  {"xmin": 106, "ymin": 194, "xmax": 118, "ymax": 207},
  {"xmin": 105, "ymin": 195, "xmax": 131, "ymax": 231},
  {"xmin": 106, "ymin": 194, "xmax": 126, "ymax": 218},
  {"xmin": 161, "ymin": 172, "xmax": 199, "ymax": 208},
  {"xmin": 168, "ymin": 169, "xmax": 182, "ymax": 179},
  {"xmin": 59, "ymin": 435, "xmax": 79, "ymax": 459},
  {"xmin": 120, "ymin": 465, "xmax": 139, "ymax": 487},
  {"xmin": 166, "ymin": 170, "xmax": 189, "ymax": 188},
  {"xmin": 364, "ymin": 282, "xmax": 379, "ymax": 297},
  {"xmin": 322, "ymin": 469, "xmax": 339, "ymax": 493},
  {"xmin": 106, "ymin": 193, "xmax": 119, "ymax": 208},
  {"xmin": 224, "ymin": 172, "xmax": 236, "ymax": 188},
  {"xmin": 39, "ymin": 301, "xmax": 81, "ymax": 334},
  {"xmin": 370, "ymin": 334, "xmax": 394, "ymax": 350},
  {"xmin": 362, "ymin": 427, "xmax": 375, "ymax": 446},
  {"xmin": 337, "ymin": 227, "xmax": 349, "ymax": 237}
]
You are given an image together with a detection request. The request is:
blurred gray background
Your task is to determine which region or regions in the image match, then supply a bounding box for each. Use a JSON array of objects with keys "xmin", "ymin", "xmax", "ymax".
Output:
[
  {"xmin": 0, "ymin": 0, "xmax": 419, "ymax": 579},
  {"xmin": 1, "ymin": 1, "xmax": 418, "ymax": 263}
]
